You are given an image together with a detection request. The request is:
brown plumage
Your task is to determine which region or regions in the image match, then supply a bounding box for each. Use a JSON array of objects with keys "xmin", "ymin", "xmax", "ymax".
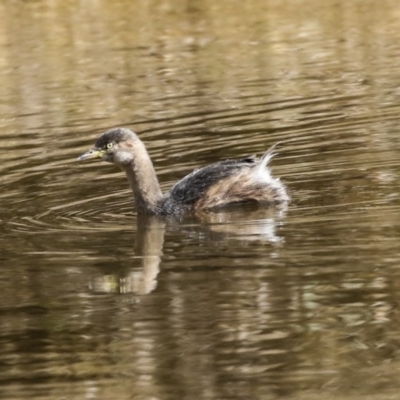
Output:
[{"xmin": 78, "ymin": 128, "xmax": 289, "ymax": 215}]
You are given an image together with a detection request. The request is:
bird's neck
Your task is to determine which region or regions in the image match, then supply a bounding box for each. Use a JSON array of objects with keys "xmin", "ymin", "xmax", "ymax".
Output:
[{"xmin": 122, "ymin": 142, "xmax": 163, "ymax": 214}]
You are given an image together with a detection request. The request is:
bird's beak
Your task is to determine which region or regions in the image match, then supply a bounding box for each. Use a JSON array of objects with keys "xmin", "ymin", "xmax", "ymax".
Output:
[{"xmin": 77, "ymin": 148, "xmax": 104, "ymax": 161}]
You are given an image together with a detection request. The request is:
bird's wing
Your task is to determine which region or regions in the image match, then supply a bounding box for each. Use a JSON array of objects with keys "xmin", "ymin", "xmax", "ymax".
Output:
[{"xmin": 164, "ymin": 157, "xmax": 256, "ymax": 208}]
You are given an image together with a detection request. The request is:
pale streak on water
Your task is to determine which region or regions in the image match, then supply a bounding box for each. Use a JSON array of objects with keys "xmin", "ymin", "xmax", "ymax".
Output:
[{"xmin": 1, "ymin": 0, "xmax": 400, "ymax": 399}]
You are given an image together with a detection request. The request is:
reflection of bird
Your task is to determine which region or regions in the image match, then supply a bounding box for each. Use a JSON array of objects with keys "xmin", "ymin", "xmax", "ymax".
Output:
[{"xmin": 78, "ymin": 128, "xmax": 289, "ymax": 215}]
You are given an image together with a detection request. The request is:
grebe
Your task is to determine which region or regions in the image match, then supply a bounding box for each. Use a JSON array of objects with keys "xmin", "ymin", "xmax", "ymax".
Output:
[{"xmin": 78, "ymin": 128, "xmax": 289, "ymax": 215}]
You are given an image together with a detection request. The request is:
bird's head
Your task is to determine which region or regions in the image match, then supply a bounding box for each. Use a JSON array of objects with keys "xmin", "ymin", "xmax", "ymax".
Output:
[{"xmin": 78, "ymin": 128, "xmax": 138, "ymax": 167}]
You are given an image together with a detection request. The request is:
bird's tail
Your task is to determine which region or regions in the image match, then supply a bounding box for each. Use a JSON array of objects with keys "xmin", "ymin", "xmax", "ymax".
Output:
[{"xmin": 259, "ymin": 142, "xmax": 281, "ymax": 170}]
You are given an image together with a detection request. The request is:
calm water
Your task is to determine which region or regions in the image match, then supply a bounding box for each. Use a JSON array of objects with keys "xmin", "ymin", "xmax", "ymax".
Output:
[{"xmin": 1, "ymin": 0, "xmax": 400, "ymax": 399}]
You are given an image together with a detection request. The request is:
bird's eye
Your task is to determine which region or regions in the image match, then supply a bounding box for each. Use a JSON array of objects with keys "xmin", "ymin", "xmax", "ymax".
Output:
[{"xmin": 107, "ymin": 143, "xmax": 113, "ymax": 149}]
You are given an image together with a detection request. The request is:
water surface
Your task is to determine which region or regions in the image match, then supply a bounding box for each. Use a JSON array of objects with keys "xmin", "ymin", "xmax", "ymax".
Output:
[{"xmin": 1, "ymin": 0, "xmax": 400, "ymax": 399}]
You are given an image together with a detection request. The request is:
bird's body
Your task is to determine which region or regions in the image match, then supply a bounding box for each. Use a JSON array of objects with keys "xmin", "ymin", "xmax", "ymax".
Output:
[{"xmin": 78, "ymin": 128, "xmax": 289, "ymax": 215}]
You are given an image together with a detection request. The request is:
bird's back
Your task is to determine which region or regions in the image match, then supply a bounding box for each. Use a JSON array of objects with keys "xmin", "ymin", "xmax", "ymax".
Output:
[{"xmin": 158, "ymin": 152, "xmax": 288, "ymax": 214}]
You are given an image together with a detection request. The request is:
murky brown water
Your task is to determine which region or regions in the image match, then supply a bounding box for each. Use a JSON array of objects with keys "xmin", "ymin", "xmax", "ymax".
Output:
[{"xmin": 1, "ymin": 0, "xmax": 400, "ymax": 399}]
